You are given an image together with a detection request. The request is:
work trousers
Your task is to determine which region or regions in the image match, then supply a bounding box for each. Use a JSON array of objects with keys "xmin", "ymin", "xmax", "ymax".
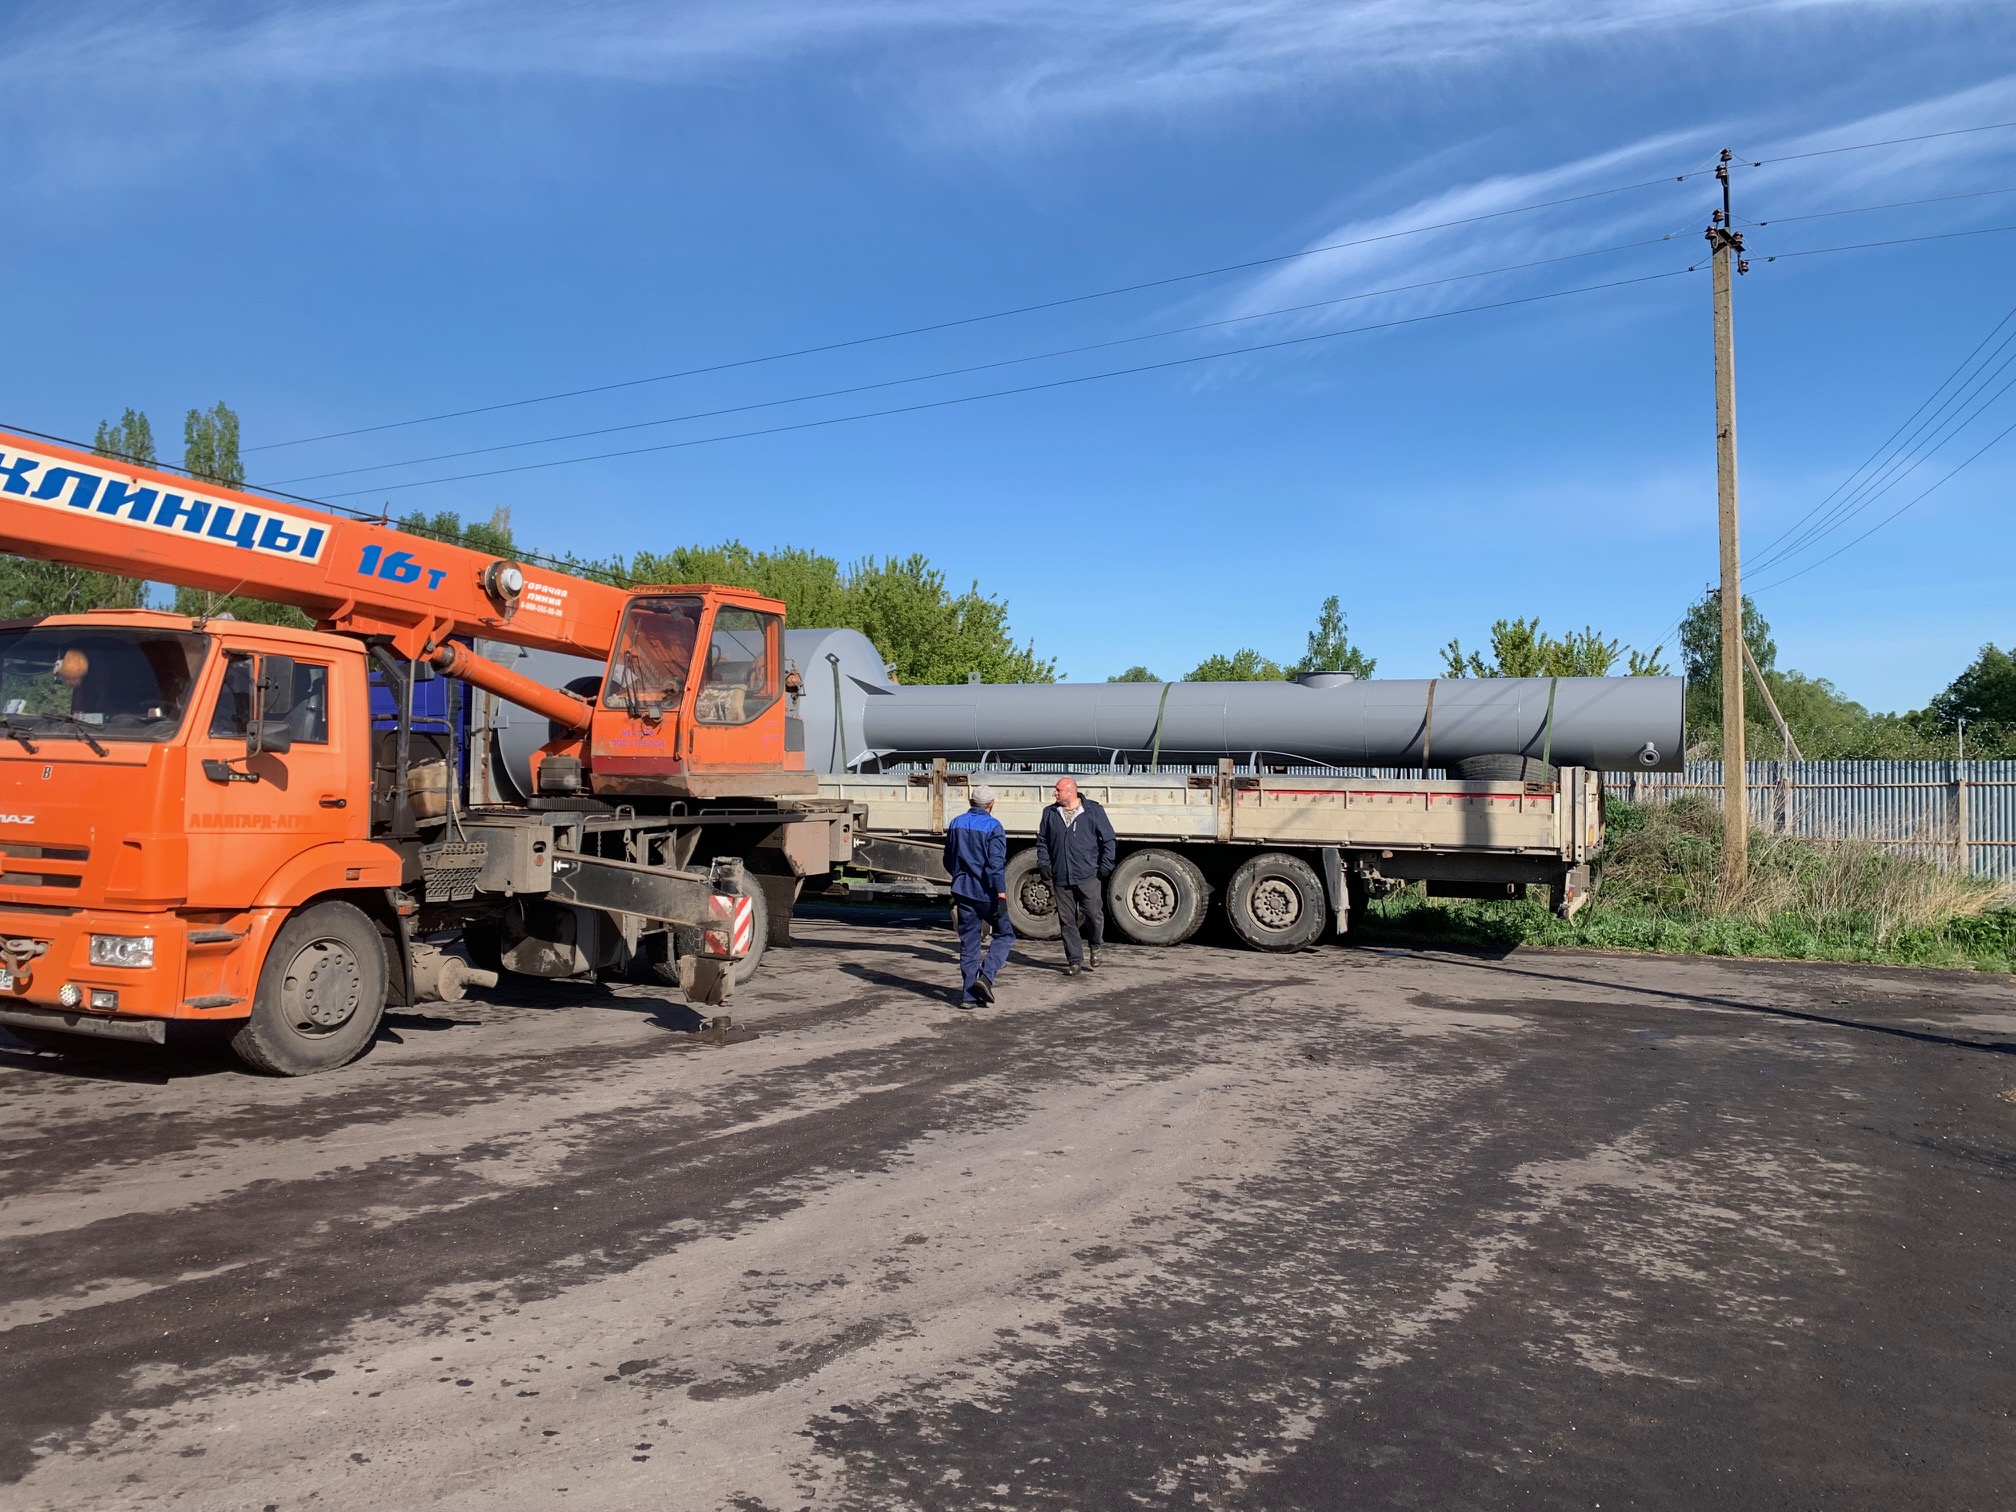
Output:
[
  {"xmin": 954, "ymin": 898, "xmax": 1014, "ymax": 997},
  {"xmin": 1055, "ymin": 878, "xmax": 1105, "ymax": 966}
]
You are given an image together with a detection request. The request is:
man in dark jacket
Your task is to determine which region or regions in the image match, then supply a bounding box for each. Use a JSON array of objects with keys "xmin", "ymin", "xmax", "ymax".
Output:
[
  {"xmin": 1035, "ymin": 776, "xmax": 1116, "ymax": 975},
  {"xmin": 942, "ymin": 784, "xmax": 1012, "ymax": 1008}
]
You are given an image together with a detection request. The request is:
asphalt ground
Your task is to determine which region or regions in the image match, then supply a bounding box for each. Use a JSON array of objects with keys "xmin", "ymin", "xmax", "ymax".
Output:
[{"xmin": 2, "ymin": 912, "xmax": 2012, "ymax": 1512}]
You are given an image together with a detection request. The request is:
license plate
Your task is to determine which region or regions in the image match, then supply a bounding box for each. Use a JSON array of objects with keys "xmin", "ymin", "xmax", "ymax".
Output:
[{"xmin": 0, "ymin": 971, "xmax": 14, "ymax": 991}]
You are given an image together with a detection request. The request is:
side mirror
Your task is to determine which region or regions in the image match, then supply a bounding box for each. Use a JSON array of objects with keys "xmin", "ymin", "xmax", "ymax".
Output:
[{"xmin": 248, "ymin": 654, "xmax": 296, "ymax": 756}]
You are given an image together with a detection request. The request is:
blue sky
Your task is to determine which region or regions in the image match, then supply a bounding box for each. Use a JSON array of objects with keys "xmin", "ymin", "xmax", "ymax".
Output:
[{"xmin": 3, "ymin": 1, "xmax": 2012, "ymax": 710}]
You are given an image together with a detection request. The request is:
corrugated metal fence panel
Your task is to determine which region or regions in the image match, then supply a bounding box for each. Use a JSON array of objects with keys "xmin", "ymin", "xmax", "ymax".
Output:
[{"xmin": 1605, "ymin": 761, "xmax": 2016, "ymax": 881}]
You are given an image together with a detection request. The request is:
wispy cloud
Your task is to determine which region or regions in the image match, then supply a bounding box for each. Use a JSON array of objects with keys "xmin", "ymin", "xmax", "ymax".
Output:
[
  {"xmin": 1190, "ymin": 74, "xmax": 2016, "ymax": 352},
  {"xmin": 5, "ymin": 1, "xmax": 2000, "ymax": 116}
]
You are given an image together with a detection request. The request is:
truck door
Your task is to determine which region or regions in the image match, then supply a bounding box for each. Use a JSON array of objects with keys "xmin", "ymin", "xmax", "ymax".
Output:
[
  {"xmin": 589, "ymin": 594, "xmax": 703, "ymax": 790},
  {"xmin": 686, "ymin": 607, "xmax": 785, "ymax": 772},
  {"xmin": 185, "ymin": 645, "xmax": 355, "ymax": 908}
]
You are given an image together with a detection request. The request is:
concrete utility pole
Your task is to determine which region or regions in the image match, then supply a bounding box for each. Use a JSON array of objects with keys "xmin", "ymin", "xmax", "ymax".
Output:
[{"xmin": 1707, "ymin": 149, "xmax": 1751, "ymax": 900}]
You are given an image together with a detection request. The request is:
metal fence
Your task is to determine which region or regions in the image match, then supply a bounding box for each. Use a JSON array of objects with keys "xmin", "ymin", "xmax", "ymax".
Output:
[{"xmin": 1609, "ymin": 761, "xmax": 2016, "ymax": 881}]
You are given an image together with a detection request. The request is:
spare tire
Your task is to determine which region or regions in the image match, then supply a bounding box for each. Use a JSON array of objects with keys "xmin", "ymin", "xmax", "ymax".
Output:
[{"xmin": 1447, "ymin": 753, "xmax": 1558, "ymax": 783}]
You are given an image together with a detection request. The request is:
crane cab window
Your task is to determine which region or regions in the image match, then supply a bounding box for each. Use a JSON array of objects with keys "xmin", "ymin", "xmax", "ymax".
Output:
[
  {"xmin": 209, "ymin": 654, "xmax": 330, "ymax": 744},
  {"xmin": 695, "ymin": 608, "xmax": 780, "ymax": 726},
  {"xmin": 605, "ymin": 595, "xmax": 703, "ymax": 717}
]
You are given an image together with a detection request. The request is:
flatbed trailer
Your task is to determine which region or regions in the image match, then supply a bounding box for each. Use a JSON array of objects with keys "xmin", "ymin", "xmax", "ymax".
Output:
[{"xmin": 817, "ymin": 761, "xmax": 1602, "ymax": 951}]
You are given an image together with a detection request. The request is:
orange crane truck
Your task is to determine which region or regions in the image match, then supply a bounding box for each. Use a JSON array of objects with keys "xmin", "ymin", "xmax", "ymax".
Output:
[{"xmin": 0, "ymin": 427, "xmax": 856, "ymax": 1073}]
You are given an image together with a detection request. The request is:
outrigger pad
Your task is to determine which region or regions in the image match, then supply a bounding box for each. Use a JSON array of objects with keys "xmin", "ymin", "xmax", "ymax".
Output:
[{"xmin": 679, "ymin": 955, "xmax": 736, "ymax": 1008}]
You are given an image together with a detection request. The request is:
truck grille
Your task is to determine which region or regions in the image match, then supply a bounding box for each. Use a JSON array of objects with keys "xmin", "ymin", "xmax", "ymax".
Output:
[{"xmin": 0, "ymin": 843, "xmax": 88, "ymax": 889}]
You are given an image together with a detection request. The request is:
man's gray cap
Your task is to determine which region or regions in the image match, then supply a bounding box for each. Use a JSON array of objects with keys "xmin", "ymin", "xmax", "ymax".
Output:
[{"xmin": 969, "ymin": 783, "xmax": 998, "ymax": 808}]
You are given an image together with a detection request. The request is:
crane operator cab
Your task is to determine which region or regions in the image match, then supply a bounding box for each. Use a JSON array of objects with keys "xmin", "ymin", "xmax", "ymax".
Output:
[{"xmin": 557, "ymin": 587, "xmax": 815, "ymax": 801}]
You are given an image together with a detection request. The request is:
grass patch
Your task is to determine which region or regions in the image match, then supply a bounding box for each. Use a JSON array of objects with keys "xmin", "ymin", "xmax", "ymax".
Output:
[{"xmin": 1359, "ymin": 794, "xmax": 2016, "ymax": 972}]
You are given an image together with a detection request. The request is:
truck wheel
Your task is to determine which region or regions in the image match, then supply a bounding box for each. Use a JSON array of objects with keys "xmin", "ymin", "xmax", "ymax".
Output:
[
  {"xmin": 1447, "ymin": 753, "xmax": 1557, "ymax": 783},
  {"xmin": 1225, "ymin": 853, "xmax": 1327, "ymax": 953},
  {"xmin": 230, "ymin": 901, "xmax": 389, "ymax": 1076},
  {"xmin": 1106, "ymin": 850, "xmax": 1210, "ymax": 946},
  {"xmin": 1003, "ymin": 848, "xmax": 1061, "ymax": 940}
]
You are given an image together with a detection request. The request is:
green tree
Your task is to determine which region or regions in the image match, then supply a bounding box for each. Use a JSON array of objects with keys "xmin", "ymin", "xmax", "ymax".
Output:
[
  {"xmin": 1293, "ymin": 595, "xmax": 1376, "ymax": 677},
  {"xmin": 93, "ymin": 408, "xmax": 156, "ymax": 467},
  {"xmin": 624, "ymin": 543, "xmax": 1055, "ymax": 683},
  {"xmin": 1925, "ymin": 645, "xmax": 2016, "ymax": 731},
  {"xmin": 399, "ymin": 507, "xmax": 517, "ymax": 556},
  {"xmin": 0, "ymin": 411, "xmax": 158, "ymax": 617},
  {"xmin": 183, "ymin": 402, "xmax": 243, "ymax": 488},
  {"xmin": 1678, "ymin": 586, "xmax": 1773, "ymax": 728},
  {"xmin": 1187, "ymin": 649, "xmax": 1286, "ymax": 682},
  {"xmin": 1108, "ymin": 666, "xmax": 1160, "ymax": 683},
  {"xmin": 171, "ymin": 402, "xmax": 311, "ymax": 626},
  {"xmin": 1441, "ymin": 618, "xmax": 1668, "ymax": 678}
]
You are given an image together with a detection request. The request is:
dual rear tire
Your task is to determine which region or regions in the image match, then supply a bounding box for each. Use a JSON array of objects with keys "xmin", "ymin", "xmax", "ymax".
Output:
[
  {"xmin": 1224, "ymin": 852, "xmax": 1328, "ymax": 953},
  {"xmin": 1005, "ymin": 846, "xmax": 1214, "ymax": 947}
]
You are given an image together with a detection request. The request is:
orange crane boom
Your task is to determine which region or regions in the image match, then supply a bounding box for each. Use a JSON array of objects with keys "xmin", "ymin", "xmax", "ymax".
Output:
[{"xmin": 0, "ymin": 429, "xmax": 621, "ymax": 722}]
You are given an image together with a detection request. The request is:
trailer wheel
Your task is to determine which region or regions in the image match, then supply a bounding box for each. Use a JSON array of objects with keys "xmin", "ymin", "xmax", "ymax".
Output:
[
  {"xmin": 1446, "ymin": 753, "xmax": 1557, "ymax": 783},
  {"xmin": 1106, "ymin": 850, "xmax": 1210, "ymax": 946},
  {"xmin": 1225, "ymin": 853, "xmax": 1327, "ymax": 953},
  {"xmin": 230, "ymin": 901, "xmax": 388, "ymax": 1076},
  {"xmin": 1003, "ymin": 848, "xmax": 1061, "ymax": 940}
]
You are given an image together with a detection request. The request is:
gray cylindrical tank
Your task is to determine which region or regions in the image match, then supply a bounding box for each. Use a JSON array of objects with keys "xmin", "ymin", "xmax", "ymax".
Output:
[
  {"xmin": 839, "ymin": 672, "xmax": 1684, "ymax": 773},
  {"xmin": 784, "ymin": 628, "xmax": 891, "ymax": 778}
]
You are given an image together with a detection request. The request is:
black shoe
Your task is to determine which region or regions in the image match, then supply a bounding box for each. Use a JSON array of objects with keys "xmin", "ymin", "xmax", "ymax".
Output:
[
  {"xmin": 1086, "ymin": 949, "xmax": 1100, "ymax": 970},
  {"xmin": 1064, "ymin": 963, "xmax": 1080, "ymax": 976},
  {"xmin": 957, "ymin": 996, "xmax": 979, "ymax": 1010},
  {"xmin": 973, "ymin": 975, "xmax": 996, "ymax": 1005}
]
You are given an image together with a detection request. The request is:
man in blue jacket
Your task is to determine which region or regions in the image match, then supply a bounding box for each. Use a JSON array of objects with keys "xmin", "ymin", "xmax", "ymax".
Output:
[
  {"xmin": 1036, "ymin": 776, "xmax": 1117, "ymax": 975},
  {"xmin": 942, "ymin": 784, "xmax": 1013, "ymax": 1008}
]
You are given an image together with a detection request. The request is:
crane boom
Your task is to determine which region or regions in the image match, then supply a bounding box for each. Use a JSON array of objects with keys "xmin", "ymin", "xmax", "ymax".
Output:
[{"xmin": 0, "ymin": 429, "xmax": 627, "ymax": 664}]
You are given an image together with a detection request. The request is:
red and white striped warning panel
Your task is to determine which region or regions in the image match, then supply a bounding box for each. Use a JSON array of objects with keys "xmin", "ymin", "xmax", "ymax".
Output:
[{"xmin": 703, "ymin": 893, "xmax": 756, "ymax": 958}]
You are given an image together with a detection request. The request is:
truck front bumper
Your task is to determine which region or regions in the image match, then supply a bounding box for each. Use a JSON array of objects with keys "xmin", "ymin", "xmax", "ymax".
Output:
[
  {"xmin": 0, "ymin": 906, "xmax": 194, "ymax": 1030},
  {"xmin": 0, "ymin": 1004, "xmax": 166, "ymax": 1043}
]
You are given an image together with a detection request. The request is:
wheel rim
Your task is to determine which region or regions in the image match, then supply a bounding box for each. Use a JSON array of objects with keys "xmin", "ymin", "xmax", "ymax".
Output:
[
  {"xmin": 282, "ymin": 937, "xmax": 364, "ymax": 1035},
  {"xmin": 1018, "ymin": 871, "xmax": 1056, "ymax": 919},
  {"xmin": 1248, "ymin": 876, "xmax": 1304, "ymax": 932},
  {"xmin": 1127, "ymin": 871, "xmax": 1178, "ymax": 925}
]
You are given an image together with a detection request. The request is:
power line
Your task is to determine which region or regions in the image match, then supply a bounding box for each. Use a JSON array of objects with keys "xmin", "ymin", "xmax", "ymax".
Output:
[
  {"xmin": 244, "ymin": 118, "xmax": 2016, "ymax": 460},
  {"xmin": 1757, "ymin": 221, "xmax": 2016, "ymax": 262},
  {"xmin": 1749, "ymin": 413, "xmax": 2016, "ymax": 594},
  {"xmin": 270, "ymin": 232, "xmax": 1690, "ymax": 487},
  {"xmin": 1735, "ymin": 118, "xmax": 2016, "ymax": 168},
  {"xmin": 1744, "ymin": 303, "xmax": 2016, "ymax": 569},
  {"xmin": 315, "ymin": 267, "xmax": 1697, "ymax": 498},
  {"xmin": 272, "ymin": 212, "xmax": 2016, "ymax": 491},
  {"xmin": 249, "ymin": 172, "xmax": 1713, "ymax": 456},
  {"xmin": 1748, "ymin": 184, "xmax": 2016, "ymax": 225},
  {"xmin": 1751, "ymin": 358, "xmax": 2016, "ymax": 577}
]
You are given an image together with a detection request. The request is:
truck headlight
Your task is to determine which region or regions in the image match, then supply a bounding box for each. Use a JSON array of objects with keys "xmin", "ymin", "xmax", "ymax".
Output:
[{"xmin": 88, "ymin": 935, "xmax": 155, "ymax": 968}]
